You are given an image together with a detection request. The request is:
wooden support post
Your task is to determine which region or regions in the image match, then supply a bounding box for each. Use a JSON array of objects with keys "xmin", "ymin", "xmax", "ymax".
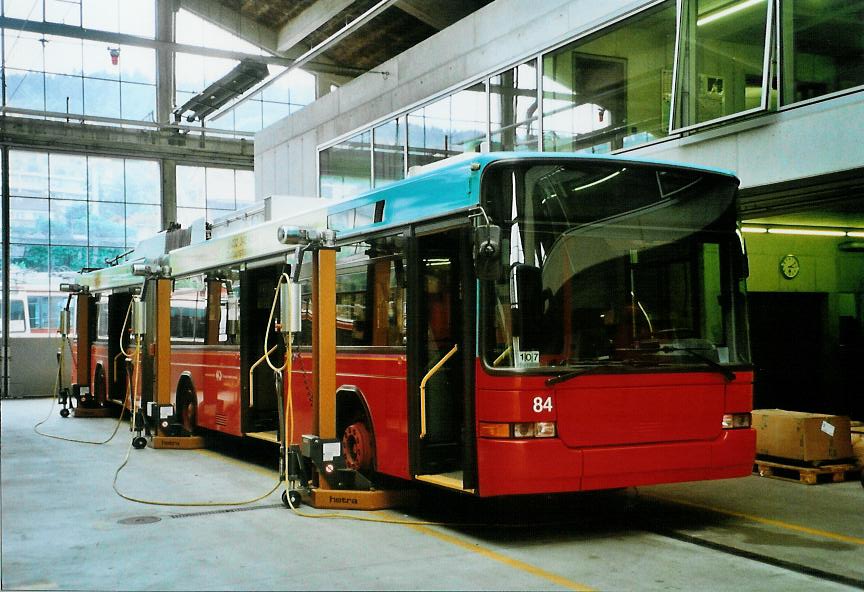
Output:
[
  {"xmin": 75, "ymin": 293, "xmax": 92, "ymax": 389},
  {"xmin": 312, "ymin": 248, "xmax": 337, "ymax": 440},
  {"xmin": 154, "ymin": 278, "xmax": 172, "ymax": 406}
]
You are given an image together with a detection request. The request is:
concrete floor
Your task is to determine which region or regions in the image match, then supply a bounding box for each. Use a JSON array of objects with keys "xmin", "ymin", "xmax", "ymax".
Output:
[{"xmin": 2, "ymin": 397, "xmax": 862, "ymax": 591}]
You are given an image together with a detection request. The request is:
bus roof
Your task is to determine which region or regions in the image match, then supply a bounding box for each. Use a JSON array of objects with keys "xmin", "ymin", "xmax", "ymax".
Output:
[
  {"xmin": 77, "ymin": 151, "xmax": 739, "ymax": 284},
  {"xmin": 328, "ymin": 151, "xmax": 738, "ymax": 240}
]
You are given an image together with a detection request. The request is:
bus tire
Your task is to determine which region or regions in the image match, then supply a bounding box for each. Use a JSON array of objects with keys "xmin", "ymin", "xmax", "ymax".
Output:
[
  {"xmin": 60, "ymin": 408, "xmax": 70, "ymax": 418},
  {"xmin": 132, "ymin": 436, "xmax": 147, "ymax": 449}
]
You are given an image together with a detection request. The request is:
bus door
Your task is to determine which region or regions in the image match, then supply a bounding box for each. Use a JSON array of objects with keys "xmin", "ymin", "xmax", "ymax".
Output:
[
  {"xmin": 411, "ymin": 228, "xmax": 477, "ymax": 492},
  {"xmin": 106, "ymin": 291, "xmax": 133, "ymax": 403},
  {"xmin": 240, "ymin": 264, "xmax": 283, "ymax": 438}
]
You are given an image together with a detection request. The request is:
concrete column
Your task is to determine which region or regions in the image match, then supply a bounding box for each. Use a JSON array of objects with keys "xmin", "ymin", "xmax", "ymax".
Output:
[
  {"xmin": 156, "ymin": 0, "xmax": 177, "ymax": 125},
  {"xmin": 2, "ymin": 146, "xmax": 10, "ymax": 398},
  {"xmin": 161, "ymin": 158, "xmax": 177, "ymax": 229}
]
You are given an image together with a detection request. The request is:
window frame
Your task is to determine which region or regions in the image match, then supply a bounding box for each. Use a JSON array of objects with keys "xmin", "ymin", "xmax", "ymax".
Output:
[{"xmin": 669, "ymin": 0, "xmax": 776, "ymax": 134}]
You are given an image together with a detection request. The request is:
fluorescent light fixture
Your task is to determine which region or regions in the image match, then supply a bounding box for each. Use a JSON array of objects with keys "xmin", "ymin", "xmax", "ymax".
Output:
[
  {"xmin": 697, "ymin": 0, "xmax": 765, "ymax": 26},
  {"xmin": 742, "ymin": 224, "xmax": 864, "ymax": 237},
  {"xmin": 766, "ymin": 228, "xmax": 847, "ymax": 237}
]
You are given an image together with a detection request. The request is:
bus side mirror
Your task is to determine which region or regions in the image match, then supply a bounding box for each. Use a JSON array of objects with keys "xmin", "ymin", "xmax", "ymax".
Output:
[
  {"xmin": 510, "ymin": 263, "xmax": 543, "ymax": 343},
  {"xmin": 473, "ymin": 224, "xmax": 501, "ymax": 281}
]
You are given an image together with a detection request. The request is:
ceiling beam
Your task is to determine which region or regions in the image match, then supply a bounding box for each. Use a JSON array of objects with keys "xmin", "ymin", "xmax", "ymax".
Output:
[
  {"xmin": 395, "ymin": 0, "xmax": 464, "ymax": 30},
  {"xmin": 178, "ymin": 0, "xmax": 279, "ymax": 54},
  {"xmin": 277, "ymin": 0, "xmax": 355, "ymax": 53},
  {"xmin": 0, "ymin": 115, "xmax": 254, "ymax": 169}
]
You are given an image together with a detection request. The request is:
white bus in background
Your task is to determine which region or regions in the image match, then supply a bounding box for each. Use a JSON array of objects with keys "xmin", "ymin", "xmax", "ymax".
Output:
[{"xmin": 6, "ymin": 269, "xmax": 78, "ymax": 336}]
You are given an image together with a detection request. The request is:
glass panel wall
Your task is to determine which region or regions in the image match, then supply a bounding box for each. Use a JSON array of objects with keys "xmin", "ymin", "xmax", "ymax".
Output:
[
  {"xmin": 2, "ymin": 0, "xmax": 155, "ymax": 38},
  {"xmin": 373, "ymin": 119, "xmax": 404, "ymax": 188},
  {"xmin": 319, "ymin": 131, "xmax": 372, "ymax": 199},
  {"xmin": 543, "ymin": 1, "xmax": 677, "ymax": 153},
  {"xmin": 175, "ymin": 165, "xmax": 254, "ymax": 227},
  {"xmin": 490, "ymin": 59, "xmax": 538, "ymax": 151},
  {"xmin": 674, "ymin": 0, "xmax": 772, "ymax": 129},
  {"xmin": 316, "ymin": 0, "xmax": 862, "ymax": 196},
  {"xmin": 407, "ymin": 82, "xmax": 486, "ymax": 169},
  {"xmin": 7, "ymin": 150, "xmax": 161, "ymax": 334},
  {"xmin": 2, "ymin": 28, "xmax": 157, "ymax": 123},
  {"xmin": 780, "ymin": 0, "xmax": 864, "ymax": 105}
]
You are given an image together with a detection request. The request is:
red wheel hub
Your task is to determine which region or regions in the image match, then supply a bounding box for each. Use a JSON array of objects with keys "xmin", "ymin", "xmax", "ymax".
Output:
[
  {"xmin": 342, "ymin": 421, "xmax": 373, "ymax": 472},
  {"xmin": 180, "ymin": 401, "xmax": 196, "ymax": 434}
]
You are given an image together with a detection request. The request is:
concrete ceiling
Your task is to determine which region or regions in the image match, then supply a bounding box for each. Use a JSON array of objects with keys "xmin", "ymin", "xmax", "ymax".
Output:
[
  {"xmin": 212, "ymin": 0, "xmax": 493, "ymax": 75},
  {"xmin": 740, "ymin": 168, "xmax": 864, "ymax": 229}
]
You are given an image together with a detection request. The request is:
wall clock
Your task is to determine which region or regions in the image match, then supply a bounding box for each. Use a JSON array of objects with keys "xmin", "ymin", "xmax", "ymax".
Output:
[{"xmin": 779, "ymin": 254, "xmax": 800, "ymax": 280}]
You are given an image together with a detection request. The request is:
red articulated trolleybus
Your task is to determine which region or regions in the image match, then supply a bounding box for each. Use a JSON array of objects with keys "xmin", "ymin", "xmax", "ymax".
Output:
[{"xmin": 74, "ymin": 152, "xmax": 755, "ymax": 497}]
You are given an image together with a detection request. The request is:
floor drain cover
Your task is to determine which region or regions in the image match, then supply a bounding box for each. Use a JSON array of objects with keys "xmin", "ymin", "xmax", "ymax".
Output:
[{"xmin": 118, "ymin": 515, "xmax": 161, "ymax": 525}]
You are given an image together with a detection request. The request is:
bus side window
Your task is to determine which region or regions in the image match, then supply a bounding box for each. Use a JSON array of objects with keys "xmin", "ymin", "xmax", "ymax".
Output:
[
  {"xmin": 369, "ymin": 257, "xmax": 407, "ymax": 347},
  {"xmin": 335, "ymin": 268, "xmax": 369, "ymax": 346},
  {"xmin": 219, "ymin": 277, "xmax": 240, "ymax": 345},
  {"xmin": 389, "ymin": 258, "xmax": 406, "ymax": 347},
  {"xmin": 96, "ymin": 301, "xmax": 109, "ymax": 340},
  {"xmin": 171, "ymin": 281, "xmax": 206, "ymax": 343}
]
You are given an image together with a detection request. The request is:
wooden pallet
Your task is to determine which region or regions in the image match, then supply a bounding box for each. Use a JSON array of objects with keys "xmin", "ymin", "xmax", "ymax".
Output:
[{"xmin": 754, "ymin": 459, "xmax": 859, "ymax": 485}]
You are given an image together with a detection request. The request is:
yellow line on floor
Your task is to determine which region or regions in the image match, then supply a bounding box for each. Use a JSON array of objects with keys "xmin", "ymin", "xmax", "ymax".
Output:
[
  {"xmin": 406, "ymin": 523, "xmax": 595, "ymax": 591},
  {"xmin": 192, "ymin": 448, "xmax": 276, "ymax": 478},
  {"xmin": 648, "ymin": 494, "xmax": 864, "ymax": 546}
]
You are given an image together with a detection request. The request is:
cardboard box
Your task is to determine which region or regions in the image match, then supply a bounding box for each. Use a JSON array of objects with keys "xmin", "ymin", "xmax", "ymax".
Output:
[
  {"xmin": 852, "ymin": 433, "xmax": 864, "ymax": 468},
  {"xmin": 752, "ymin": 409, "xmax": 852, "ymax": 462}
]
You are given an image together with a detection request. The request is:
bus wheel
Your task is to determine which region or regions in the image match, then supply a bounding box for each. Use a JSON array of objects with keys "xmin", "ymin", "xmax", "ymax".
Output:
[
  {"xmin": 342, "ymin": 421, "xmax": 374, "ymax": 472},
  {"xmin": 176, "ymin": 383, "xmax": 197, "ymax": 435},
  {"xmin": 60, "ymin": 408, "xmax": 70, "ymax": 418}
]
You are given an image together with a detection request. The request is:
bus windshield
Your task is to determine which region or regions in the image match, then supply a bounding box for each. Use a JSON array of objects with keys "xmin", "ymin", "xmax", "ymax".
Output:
[{"xmin": 480, "ymin": 160, "xmax": 750, "ymax": 373}]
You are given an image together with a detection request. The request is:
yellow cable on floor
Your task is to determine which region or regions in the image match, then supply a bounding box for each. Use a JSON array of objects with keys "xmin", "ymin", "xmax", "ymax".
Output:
[
  {"xmin": 111, "ymin": 432, "xmax": 283, "ymax": 507},
  {"xmin": 112, "ymin": 328, "xmax": 284, "ymax": 508},
  {"xmin": 34, "ymin": 323, "xmax": 130, "ymax": 445}
]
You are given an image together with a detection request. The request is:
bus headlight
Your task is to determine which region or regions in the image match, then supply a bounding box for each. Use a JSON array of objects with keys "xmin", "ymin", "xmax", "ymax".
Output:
[
  {"xmin": 512, "ymin": 422, "xmax": 535, "ymax": 438},
  {"xmin": 534, "ymin": 422, "xmax": 556, "ymax": 438},
  {"xmin": 722, "ymin": 413, "xmax": 751, "ymax": 429}
]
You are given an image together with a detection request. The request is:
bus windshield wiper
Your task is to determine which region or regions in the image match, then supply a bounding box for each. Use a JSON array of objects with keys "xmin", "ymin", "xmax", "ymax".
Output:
[
  {"xmin": 545, "ymin": 364, "xmax": 615, "ymax": 386},
  {"xmin": 657, "ymin": 345, "xmax": 736, "ymax": 382}
]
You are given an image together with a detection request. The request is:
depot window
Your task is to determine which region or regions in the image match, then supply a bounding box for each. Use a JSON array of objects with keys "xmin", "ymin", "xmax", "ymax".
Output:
[
  {"xmin": 779, "ymin": 0, "xmax": 864, "ymax": 106},
  {"xmin": 672, "ymin": 0, "xmax": 775, "ymax": 131}
]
